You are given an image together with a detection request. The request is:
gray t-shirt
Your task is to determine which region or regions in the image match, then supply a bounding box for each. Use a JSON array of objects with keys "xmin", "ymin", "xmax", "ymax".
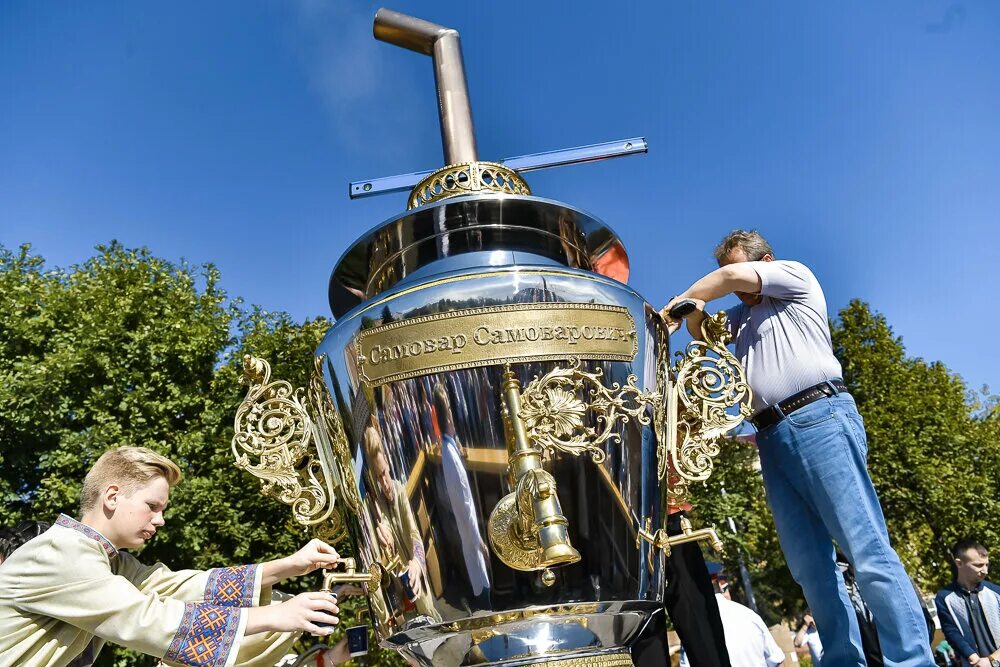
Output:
[{"xmin": 725, "ymin": 260, "xmax": 843, "ymax": 413}]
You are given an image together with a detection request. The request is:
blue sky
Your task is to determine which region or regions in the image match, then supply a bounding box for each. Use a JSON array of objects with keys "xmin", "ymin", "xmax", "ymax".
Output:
[{"xmin": 2, "ymin": 2, "xmax": 997, "ymax": 394}]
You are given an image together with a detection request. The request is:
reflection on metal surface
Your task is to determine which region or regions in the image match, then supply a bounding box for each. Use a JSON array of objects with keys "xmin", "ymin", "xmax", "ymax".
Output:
[
  {"xmin": 657, "ymin": 311, "xmax": 753, "ymax": 502},
  {"xmin": 356, "ymin": 303, "xmax": 637, "ymax": 387},
  {"xmin": 408, "ymin": 162, "xmax": 531, "ymax": 209},
  {"xmin": 519, "ymin": 358, "xmax": 658, "ymax": 463},
  {"xmin": 231, "ymin": 355, "xmax": 340, "ymax": 530},
  {"xmin": 489, "ymin": 366, "xmax": 581, "ymax": 572},
  {"xmin": 308, "ymin": 355, "xmax": 361, "ymax": 517},
  {"xmin": 327, "ymin": 197, "xmax": 628, "ymax": 316}
]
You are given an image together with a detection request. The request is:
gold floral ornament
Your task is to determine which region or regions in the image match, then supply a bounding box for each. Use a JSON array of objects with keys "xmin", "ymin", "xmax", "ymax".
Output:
[
  {"xmin": 657, "ymin": 311, "xmax": 753, "ymax": 502},
  {"xmin": 518, "ymin": 358, "xmax": 660, "ymax": 463},
  {"xmin": 231, "ymin": 355, "xmax": 345, "ymax": 535}
]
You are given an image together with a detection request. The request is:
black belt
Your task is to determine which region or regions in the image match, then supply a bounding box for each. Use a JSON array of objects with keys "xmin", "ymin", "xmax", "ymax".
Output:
[{"xmin": 751, "ymin": 379, "xmax": 848, "ymax": 431}]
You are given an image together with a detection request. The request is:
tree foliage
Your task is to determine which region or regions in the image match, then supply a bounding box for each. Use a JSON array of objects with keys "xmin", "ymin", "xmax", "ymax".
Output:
[
  {"xmin": 0, "ymin": 243, "xmax": 359, "ymax": 666},
  {"xmin": 831, "ymin": 299, "xmax": 1000, "ymax": 589}
]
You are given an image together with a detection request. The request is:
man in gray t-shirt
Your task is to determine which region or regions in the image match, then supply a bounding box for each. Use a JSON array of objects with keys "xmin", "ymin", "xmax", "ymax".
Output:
[{"xmin": 662, "ymin": 230, "xmax": 934, "ymax": 667}]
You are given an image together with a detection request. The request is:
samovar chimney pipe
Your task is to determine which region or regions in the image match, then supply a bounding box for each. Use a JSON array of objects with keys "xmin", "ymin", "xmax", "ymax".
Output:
[{"xmin": 373, "ymin": 8, "xmax": 478, "ymax": 165}]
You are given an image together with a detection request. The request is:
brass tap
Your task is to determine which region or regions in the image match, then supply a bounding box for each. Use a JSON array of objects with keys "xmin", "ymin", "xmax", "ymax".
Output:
[
  {"xmin": 638, "ymin": 516, "xmax": 724, "ymax": 556},
  {"xmin": 488, "ymin": 366, "xmax": 581, "ymax": 571},
  {"xmin": 321, "ymin": 558, "xmax": 382, "ymax": 593},
  {"xmin": 667, "ymin": 516, "xmax": 724, "ymax": 554}
]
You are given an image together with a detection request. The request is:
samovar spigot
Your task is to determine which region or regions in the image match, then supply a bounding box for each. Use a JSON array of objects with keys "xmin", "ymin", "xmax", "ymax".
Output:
[
  {"xmin": 321, "ymin": 557, "xmax": 383, "ymax": 593},
  {"xmin": 488, "ymin": 366, "xmax": 581, "ymax": 571}
]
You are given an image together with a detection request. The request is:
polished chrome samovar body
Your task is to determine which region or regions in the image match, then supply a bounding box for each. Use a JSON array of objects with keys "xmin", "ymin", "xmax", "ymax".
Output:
[{"xmin": 231, "ymin": 10, "xmax": 751, "ymax": 667}]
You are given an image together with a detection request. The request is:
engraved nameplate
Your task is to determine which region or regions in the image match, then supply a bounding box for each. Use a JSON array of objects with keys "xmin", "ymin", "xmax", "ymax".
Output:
[{"xmin": 357, "ymin": 303, "xmax": 638, "ymax": 386}]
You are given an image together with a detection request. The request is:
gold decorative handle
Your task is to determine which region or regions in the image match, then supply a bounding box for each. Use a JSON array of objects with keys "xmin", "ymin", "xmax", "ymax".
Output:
[
  {"xmin": 488, "ymin": 359, "xmax": 661, "ymax": 573},
  {"xmin": 656, "ymin": 311, "xmax": 753, "ymax": 503},
  {"xmin": 231, "ymin": 354, "xmax": 361, "ymax": 537}
]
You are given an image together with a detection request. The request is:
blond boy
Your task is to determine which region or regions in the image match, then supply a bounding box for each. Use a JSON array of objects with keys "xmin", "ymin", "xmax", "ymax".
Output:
[{"xmin": 0, "ymin": 447, "xmax": 345, "ymax": 667}]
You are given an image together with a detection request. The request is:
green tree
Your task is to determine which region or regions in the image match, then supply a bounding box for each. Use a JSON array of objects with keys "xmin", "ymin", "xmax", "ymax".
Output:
[
  {"xmin": 832, "ymin": 299, "xmax": 1000, "ymax": 590},
  {"xmin": 0, "ymin": 243, "xmax": 381, "ymax": 666}
]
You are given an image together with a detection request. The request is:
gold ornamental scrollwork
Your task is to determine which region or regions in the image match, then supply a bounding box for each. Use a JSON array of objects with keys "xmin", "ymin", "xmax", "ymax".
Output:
[
  {"xmin": 657, "ymin": 311, "xmax": 753, "ymax": 502},
  {"xmin": 408, "ymin": 161, "xmax": 530, "ymax": 209},
  {"xmin": 231, "ymin": 355, "xmax": 348, "ymax": 534},
  {"xmin": 519, "ymin": 358, "xmax": 660, "ymax": 463}
]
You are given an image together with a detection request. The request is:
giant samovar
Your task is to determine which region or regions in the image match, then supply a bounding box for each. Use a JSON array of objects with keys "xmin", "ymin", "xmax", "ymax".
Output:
[{"xmin": 232, "ymin": 9, "xmax": 751, "ymax": 667}]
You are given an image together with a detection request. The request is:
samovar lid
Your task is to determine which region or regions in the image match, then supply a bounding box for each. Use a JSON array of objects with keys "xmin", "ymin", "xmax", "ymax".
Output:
[{"xmin": 328, "ymin": 193, "xmax": 628, "ymax": 318}]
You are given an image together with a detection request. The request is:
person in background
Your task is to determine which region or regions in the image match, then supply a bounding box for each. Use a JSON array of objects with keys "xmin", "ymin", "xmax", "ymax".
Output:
[
  {"xmin": 935, "ymin": 539, "xmax": 1000, "ymax": 667},
  {"xmin": 680, "ymin": 579, "xmax": 784, "ymax": 667},
  {"xmin": 0, "ymin": 520, "xmax": 49, "ymax": 564},
  {"xmin": 794, "ymin": 610, "xmax": 824, "ymax": 665},
  {"xmin": 935, "ymin": 640, "xmax": 962, "ymax": 667}
]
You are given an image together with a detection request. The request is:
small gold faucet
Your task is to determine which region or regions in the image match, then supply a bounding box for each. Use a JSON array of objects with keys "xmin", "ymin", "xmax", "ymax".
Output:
[
  {"xmin": 321, "ymin": 558, "xmax": 382, "ymax": 593},
  {"xmin": 638, "ymin": 516, "xmax": 724, "ymax": 556}
]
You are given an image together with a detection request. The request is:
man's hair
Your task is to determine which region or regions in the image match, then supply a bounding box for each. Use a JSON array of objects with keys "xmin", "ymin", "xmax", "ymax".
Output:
[
  {"xmin": 953, "ymin": 538, "xmax": 988, "ymax": 561},
  {"xmin": 0, "ymin": 520, "xmax": 50, "ymax": 561},
  {"xmin": 714, "ymin": 229, "xmax": 774, "ymax": 265},
  {"xmin": 80, "ymin": 447, "xmax": 182, "ymax": 514},
  {"xmin": 432, "ymin": 382, "xmax": 455, "ymax": 434}
]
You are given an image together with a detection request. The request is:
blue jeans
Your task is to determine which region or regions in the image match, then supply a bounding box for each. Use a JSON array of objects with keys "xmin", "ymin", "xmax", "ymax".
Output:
[{"xmin": 756, "ymin": 393, "xmax": 934, "ymax": 667}]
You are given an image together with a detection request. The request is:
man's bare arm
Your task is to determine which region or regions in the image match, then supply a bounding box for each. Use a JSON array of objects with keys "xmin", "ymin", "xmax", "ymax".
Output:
[
  {"xmin": 661, "ymin": 264, "xmax": 761, "ymax": 340},
  {"xmin": 679, "ymin": 263, "xmax": 762, "ymax": 302}
]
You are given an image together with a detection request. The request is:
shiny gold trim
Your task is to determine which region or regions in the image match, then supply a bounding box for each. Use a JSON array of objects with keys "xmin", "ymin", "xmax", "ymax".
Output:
[
  {"xmin": 522, "ymin": 652, "xmax": 634, "ymax": 667},
  {"xmin": 440, "ymin": 602, "xmax": 603, "ymax": 634},
  {"xmin": 408, "ymin": 161, "xmax": 530, "ymax": 209},
  {"xmin": 356, "ymin": 303, "xmax": 637, "ymax": 387},
  {"xmin": 231, "ymin": 356, "xmax": 339, "ymax": 529},
  {"xmin": 657, "ymin": 311, "xmax": 753, "ymax": 503},
  {"xmin": 519, "ymin": 358, "xmax": 659, "ymax": 462},
  {"xmin": 321, "ymin": 557, "xmax": 383, "ymax": 593},
  {"xmin": 636, "ymin": 515, "xmax": 724, "ymax": 555}
]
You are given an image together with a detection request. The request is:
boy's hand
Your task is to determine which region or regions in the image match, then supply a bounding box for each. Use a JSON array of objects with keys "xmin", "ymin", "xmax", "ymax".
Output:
[
  {"xmin": 404, "ymin": 557, "xmax": 423, "ymax": 597},
  {"xmin": 287, "ymin": 538, "xmax": 340, "ymax": 576},
  {"xmin": 261, "ymin": 539, "xmax": 340, "ymax": 586},
  {"xmin": 247, "ymin": 591, "xmax": 339, "ymax": 636},
  {"xmin": 324, "ymin": 639, "xmax": 351, "ymax": 665}
]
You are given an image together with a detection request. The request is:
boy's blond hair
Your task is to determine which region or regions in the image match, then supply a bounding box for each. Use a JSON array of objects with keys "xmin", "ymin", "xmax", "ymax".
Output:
[{"xmin": 80, "ymin": 447, "xmax": 183, "ymax": 514}]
